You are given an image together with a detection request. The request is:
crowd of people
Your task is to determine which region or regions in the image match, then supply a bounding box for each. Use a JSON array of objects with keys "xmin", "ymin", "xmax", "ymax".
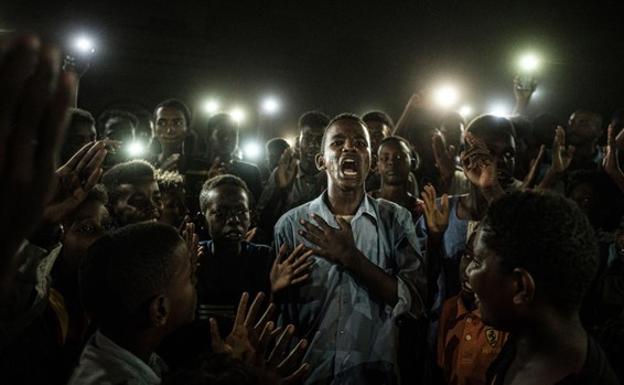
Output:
[{"xmin": 1, "ymin": 33, "xmax": 623, "ymax": 385}]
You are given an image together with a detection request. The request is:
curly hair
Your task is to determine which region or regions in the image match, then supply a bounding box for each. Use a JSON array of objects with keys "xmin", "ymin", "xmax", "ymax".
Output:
[
  {"xmin": 320, "ymin": 112, "xmax": 370, "ymax": 151},
  {"xmin": 362, "ymin": 110, "xmax": 395, "ymax": 130},
  {"xmin": 481, "ymin": 190, "xmax": 599, "ymax": 314},
  {"xmin": 156, "ymin": 169, "xmax": 185, "ymax": 194}
]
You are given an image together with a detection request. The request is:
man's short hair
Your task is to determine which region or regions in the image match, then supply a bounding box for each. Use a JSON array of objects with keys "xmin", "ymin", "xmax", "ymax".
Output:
[
  {"xmin": 265, "ymin": 138, "xmax": 290, "ymax": 153},
  {"xmin": 362, "ymin": 111, "xmax": 395, "ymax": 130},
  {"xmin": 199, "ymin": 174, "xmax": 251, "ymax": 213},
  {"xmin": 298, "ymin": 111, "xmax": 330, "ymax": 131},
  {"xmin": 320, "ymin": 113, "xmax": 370, "ymax": 151},
  {"xmin": 97, "ymin": 109, "xmax": 139, "ymax": 137},
  {"xmin": 102, "ymin": 160, "xmax": 156, "ymax": 201},
  {"xmin": 80, "ymin": 222, "xmax": 183, "ymax": 329},
  {"xmin": 466, "ymin": 114, "xmax": 516, "ymax": 139},
  {"xmin": 481, "ymin": 190, "xmax": 599, "ymax": 314},
  {"xmin": 67, "ymin": 108, "xmax": 95, "ymax": 133},
  {"xmin": 154, "ymin": 99, "xmax": 192, "ymax": 127},
  {"xmin": 156, "ymin": 169, "xmax": 185, "ymax": 194}
]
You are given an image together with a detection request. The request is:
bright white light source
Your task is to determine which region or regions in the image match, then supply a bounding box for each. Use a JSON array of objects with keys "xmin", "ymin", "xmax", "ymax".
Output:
[
  {"xmin": 243, "ymin": 141, "xmax": 262, "ymax": 160},
  {"xmin": 203, "ymin": 99, "xmax": 220, "ymax": 114},
  {"xmin": 261, "ymin": 97, "xmax": 280, "ymax": 115},
  {"xmin": 74, "ymin": 36, "xmax": 95, "ymax": 54},
  {"xmin": 459, "ymin": 105, "xmax": 473, "ymax": 119},
  {"xmin": 127, "ymin": 141, "xmax": 145, "ymax": 157},
  {"xmin": 518, "ymin": 53, "xmax": 540, "ymax": 73},
  {"xmin": 488, "ymin": 103, "xmax": 511, "ymax": 117},
  {"xmin": 433, "ymin": 85, "xmax": 459, "ymax": 109},
  {"xmin": 230, "ymin": 107, "xmax": 246, "ymax": 124}
]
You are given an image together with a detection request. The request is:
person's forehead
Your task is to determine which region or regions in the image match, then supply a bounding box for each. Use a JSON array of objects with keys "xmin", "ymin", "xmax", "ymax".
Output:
[
  {"xmin": 365, "ymin": 120, "xmax": 389, "ymax": 133},
  {"xmin": 327, "ymin": 119, "xmax": 368, "ymax": 138},
  {"xmin": 206, "ymin": 185, "xmax": 249, "ymax": 205},
  {"xmin": 119, "ymin": 180, "xmax": 159, "ymax": 193},
  {"xmin": 156, "ymin": 107, "xmax": 185, "ymax": 120},
  {"xmin": 300, "ymin": 125, "xmax": 324, "ymax": 137},
  {"xmin": 379, "ymin": 140, "xmax": 410, "ymax": 154},
  {"xmin": 484, "ymin": 133, "xmax": 515, "ymax": 150}
]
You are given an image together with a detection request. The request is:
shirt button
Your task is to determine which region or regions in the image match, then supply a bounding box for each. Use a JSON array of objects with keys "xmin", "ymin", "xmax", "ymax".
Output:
[
  {"xmin": 465, "ymin": 334, "xmax": 472, "ymax": 341},
  {"xmin": 467, "ymin": 317, "xmax": 472, "ymax": 323},
  {"xmin": 339, "ymin": 330, "xmax": 345, "ymax": 335}
]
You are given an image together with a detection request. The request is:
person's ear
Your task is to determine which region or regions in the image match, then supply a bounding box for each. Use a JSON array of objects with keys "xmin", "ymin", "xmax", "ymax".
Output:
[
  {"xmin": 315, "ymin": 153, "xmax": 326, "ymax": 171},
  {"xmin": 511, "ymin": 268, "xmax": 535, "ymax": 306},
  {"xmin": 148, "ymin": 294, "xmax": 169, "ymax": 328}
]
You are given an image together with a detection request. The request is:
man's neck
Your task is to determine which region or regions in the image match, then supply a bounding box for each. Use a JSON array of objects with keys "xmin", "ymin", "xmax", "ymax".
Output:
[
  {"xmin": 102, "ymin": 327, "xmax": 160, "ymax": 365},
  {"xmin": 377, "ymin": 183, "xmax": 412, "ymax": 208},
  {"xmin": 326, "ymin": 183, "xmax": 366, "ymax": 215},
  {"xmin": 213, "ymin": 240, "xmax": 242, "ymax": 258},
  {"xmin": 513, "ymin": 311, "xmax": 587, "ymax": 371}
]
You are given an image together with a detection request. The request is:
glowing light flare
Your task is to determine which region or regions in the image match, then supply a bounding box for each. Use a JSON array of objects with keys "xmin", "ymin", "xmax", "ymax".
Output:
[
  {"xmin": 230, "ymin": 107, "xmax": 246, "ymax": 124},
  {"xmin": 433, "ymin": 85, "xmax": 460, "ymax": 109},
  {"xmin": 126, "ymin": 141, "xmax": 146, "ymax": 157},
  {"xmin": 488, "ymin": 103, "xmax": 511, "ymax": 117},
  {"xmin": 459, "ymin": 105, "xmax": 473, "ymax": 119},
  {"xmin": 74, "ymin": 36, "xmax": 95, "ymax": 54},
  {"xmin": 518, "ymin": 53, "xmax": 540, "ymax": 73},
  {"xmin": 203, "ymin": 99, "xmax": 220, "ymax": 115},
  {"xmin": 261, "ymin": 97, "xmax": 281, "ymax": 115},
  {"xmin": 243, "ymin": 141, "xmax": 262, "ymax": 160}
]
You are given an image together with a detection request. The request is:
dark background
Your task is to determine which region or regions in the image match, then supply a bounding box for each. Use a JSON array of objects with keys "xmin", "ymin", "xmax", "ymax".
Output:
[{"xmin": 2, "ymin": 0, "xmax": 623, "ymax": 141}]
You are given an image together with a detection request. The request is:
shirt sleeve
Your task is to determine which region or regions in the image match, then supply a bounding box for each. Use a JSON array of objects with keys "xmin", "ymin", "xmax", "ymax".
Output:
[{"xmin": 392, "ymin": 208, "xmax": 428, "ymax": 319}]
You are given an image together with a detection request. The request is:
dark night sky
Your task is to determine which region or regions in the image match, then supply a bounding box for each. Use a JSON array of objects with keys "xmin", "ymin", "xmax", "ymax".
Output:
[{"xmin": 2, "ymin": 0, "xmax": 623, "ymax": 140}]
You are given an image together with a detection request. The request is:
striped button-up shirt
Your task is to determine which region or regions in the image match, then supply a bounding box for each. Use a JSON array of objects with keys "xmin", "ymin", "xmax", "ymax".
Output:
[{"xmin": 274, "ymin": 192, "xmax": 427, "ymax": 385}]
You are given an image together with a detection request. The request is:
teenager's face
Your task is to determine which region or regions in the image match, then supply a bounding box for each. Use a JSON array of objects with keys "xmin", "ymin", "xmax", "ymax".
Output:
[
  {"xmin": 159, "ymin": 190, "xmax": 188, "ymax": 228},
  {"xmin": 111, "ymin": 180, "xmax": 163, "ymax": 226},
  {"xmin": 211, "ymin": 125, "xmax": 238, "ymax": 158},
  {"xmin": 165, "ymin": 241, "xmax": 197, "ymax": 332},
  {"xmin": 204, "ymin": 185, "xmax": 250, "ymax": 244},
  {"xmin": 299, "ymin": 125, "xmax": 324, "ymax": 171},
  {"xmin": 62, "ymin": 200, "xmax": 112, "ymax": 272},
  {"xmin": 377, "ymin": 140, "xmax": 411, "ymax": 186},
  {"xmin": 365, "ymin": 120, "xmax": 391, "ymax": 155},
  {"xmin": 319, "ymin": 119, "xmax": 371, "ymax": 191},
  {"xmin": 467, "ymin": 229, "xmax": 517, "ymax": 329},
  {"xmin": 155, "ymin": 107, "xmax": 188, "ymax": 147}
]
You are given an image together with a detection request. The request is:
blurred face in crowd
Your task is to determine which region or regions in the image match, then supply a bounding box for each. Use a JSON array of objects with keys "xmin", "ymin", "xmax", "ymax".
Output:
[
  {"xmin": 163, "ymin": 240, "xmax": 197, "ymax": 332},
  {"xmin": 377, "ymin": 140, "xmax": 411, "ymax": 187},
  {"xmin": 62, "ymin": 200, "xmax": 112, "ymax": 273},
  {"xmin": 567, "ymin": 111, "xmax": 601, "ymax": 146},
  {"xmin": 467, "ymin": 228, "xmax": 518, "ymax": 330},
  {"xmin": 61, "ymin": 121, "xmax": 97, "ymax": 163},
  {"xmin": 155, "ymin": 107, "xmax": 188, "ymax": 148},
  {"xmin": 299, "ymin": 125, "xmax": 325, "ymax": 174},
  {"xmin": 111, "ymin": 180, "xmax": 163, "ymax": 226},
  {"xmin": 104, "ymin": 117, "xmax": 135, "ymax": 143},
  {"xmin": 481, "ymin": 132, "xmax": 517, "ymax": 188},
  {"xmin": 318, "ymin": 119, "xmax": 371, "ymax": 191},
  {"xmin": 211, "ymin": 123, "xmax": 238, "ymax": 159},
  {"xmin": 440, "ymin": 114, "xmax": 464, "ymax": 150},
  {"xmin": 160, "ymin": 189, "xmax": 188, "ymax": 228},
  {"xmin": 266, "ymin": 141, "xmax": 290, "ymax": 172},
  {"xmin": 365, "ymin": 120, "xmax": 392, "ymax": 156},
  {"xmin": 203, "ymin": 184, "xmax": 251, "ymax": 245}
]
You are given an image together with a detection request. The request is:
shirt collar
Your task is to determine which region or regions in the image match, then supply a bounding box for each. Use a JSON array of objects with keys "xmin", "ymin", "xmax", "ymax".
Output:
[
  {"xmin": 455, "ymin": 294, "xmax": 482, "ymax": 319},
  {"xmin": 308, "ymin": 190, "xmax": 378, "ymax": 225}
]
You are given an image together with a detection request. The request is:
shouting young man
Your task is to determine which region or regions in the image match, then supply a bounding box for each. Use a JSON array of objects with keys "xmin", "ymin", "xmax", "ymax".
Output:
[{"xmin": 274, "ymin": 113, "xmax": 427, "ymax": 385}]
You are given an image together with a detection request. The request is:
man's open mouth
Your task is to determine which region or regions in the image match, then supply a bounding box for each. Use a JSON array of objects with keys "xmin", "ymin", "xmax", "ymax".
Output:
[{"xmin": 340, "ymin": 158, "xmax": 359, "ymax": 177}]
